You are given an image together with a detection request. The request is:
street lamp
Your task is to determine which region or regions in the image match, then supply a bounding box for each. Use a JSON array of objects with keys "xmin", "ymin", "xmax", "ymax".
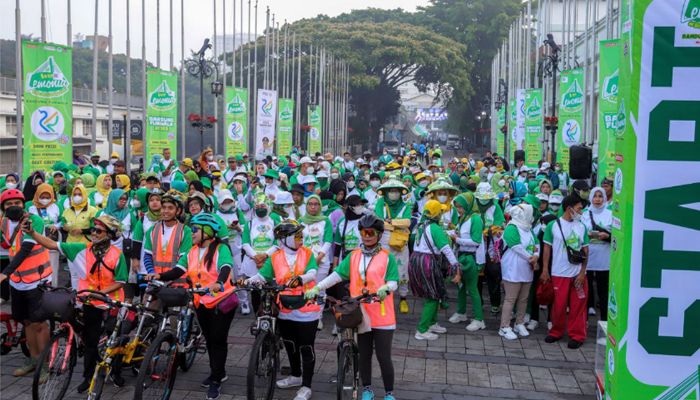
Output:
[
  {"xmin": 184, "ymin": 38, "xmax": 222, "ymax": 150},
  {"xmin": 494, "ymin": 79, "xmax": 508, "ymax": 159},
  {"xmin": 542, "ymin": 33, "xmax": 561, "ymax": 162}
]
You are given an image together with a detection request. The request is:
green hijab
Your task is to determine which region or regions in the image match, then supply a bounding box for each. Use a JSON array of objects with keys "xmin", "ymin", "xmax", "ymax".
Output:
[
  {"xmin": 81, "ymin": 173, "xmax": 96, "ymax": 192},
  {"xmin": 453, "ymin": 192, "xmax": 477, "ymax": 225},
  {"xmin": 185, "ymin": 170, "xmax": 200, "ymax": 183},
  {"xmin": 104, "ymin": 189, "xmax": 129, "ymax": 221},
  {"xmin": 302, "ymin": 195, "xmax": 328, "ymax": 224},
  {"xmin": 135, "ymin": 188, "xmax": 149, "ymax": 213}
]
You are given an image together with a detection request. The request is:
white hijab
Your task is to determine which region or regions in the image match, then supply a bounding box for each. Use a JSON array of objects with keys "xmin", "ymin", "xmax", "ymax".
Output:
[
  {"xmin": 588, "ymin": 187, "xmax": 608, "ymax": 215},
  {"xmin": 508, "ymin": 203, "xmax": 534, "ymax": 230}
]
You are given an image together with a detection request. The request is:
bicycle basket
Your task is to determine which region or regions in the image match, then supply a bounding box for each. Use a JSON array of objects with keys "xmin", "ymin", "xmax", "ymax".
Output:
[
  {"xmin": 155, "ymin": 287, "xmax": 189, "ymax": 308},
  {"xmin": 278, "ymin": 294, "xmax": 307, "ymax": 310},
  {"xmin": 332, "ymin": 299, "xmax": 363, "ymax": 329},
  {"xmin": 38, "ymin": 290, "xmax": 76, "ymax": 322}
]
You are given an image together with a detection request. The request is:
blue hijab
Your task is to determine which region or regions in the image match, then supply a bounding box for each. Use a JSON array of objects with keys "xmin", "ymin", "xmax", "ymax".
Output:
[{"xmin": 508, "ymin": 181, "xmax": 528, "ymax": 206}]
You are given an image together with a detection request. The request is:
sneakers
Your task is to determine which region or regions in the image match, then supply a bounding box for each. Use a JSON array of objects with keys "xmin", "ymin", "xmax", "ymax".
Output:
[
  {"xmin": 428, "ymin": 323, "xmax": 447, "ymax": 334},
  {"xmin": 466, "ymin": 319, "xmax": 486, "ymax": 332},
  {"xmin": 526, "ymin": 320, "xmax": 539, "ymax": 331},
  {"xmin": 276, "ymin": 375, "xmax": 303, "ymax": 389},
  {"xmin": 544, "ymin": 335, "xmax": 561, "ymax": 343},
  {"xmin": 110, "ymin": 372, "xmax": 125, "ymax": 388},
  {"xmin": 523, "ymin": 313, "xmax": 531, "ymax": 323},
  {"xmin": 384, "ymin": 394, "xmax": 396, "ymax": 400},
  {"xmin": 207, "ymin": 382, "xmax": 221, "ymax": 400},
  {"xmin": 317, "ymin": 319, "xmax": 324, "ymax": 331},
  {"xmin": 76, "ymin": 379, "xmax": 90, "ymax": 393},
  {"xmin": 448, "ymin": 313, "xmax": 468, "ymax": 324},
  {"xmin": 399, "ymin": 298, "xmax": 409, "ymax": 314},
  {"xmin": 547, "ymin": 321, "xmax": 553, "ymax": 331},
  {"xmin": 513, "ymin": 324, "xmax": 529, "ymax": 337},
  {"xmin": 241, "ymin": 302, "xmax": 251, "ymax": 315},
  {"xmin": 567, "ymin": 339, "xmax": 584, "ymax": 349},
  {"xmin": 201, "ymin": 375, "xmax": 229, "ymax": 388},
  {"xmin": 293, "ymin": 386, "xmax": 313, "ymax": 400},
  {"xmin": 362, "ymin": 388, "xmax": 375, "ymax": 400},
  {"xmin": 588, "ymin": 307, "xmax": 597, "ymax": 316},
  {"xmin": 332, "ymin": 325, "xmax": 338, "ymax": 336},
  {"xmin": 498, "ymin": 327, "xmax": 518, "ymax": 340},
  {"xmin": 13, "ymin": 357, "xmax": 36, "ymax": 377},
  {"xmin": 414, "ymin": 331, "xmax": 439, "ymax": 341},
  {"xmin": 596, "ymin": 337, "xmax": 607, "ymax": 346}
]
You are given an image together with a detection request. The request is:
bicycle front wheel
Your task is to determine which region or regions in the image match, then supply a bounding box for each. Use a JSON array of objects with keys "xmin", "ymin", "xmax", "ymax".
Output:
[
  {"xmin": 32, "ymin": 327, "xmax": 77, "ymax": 400},
  {"xmin": 178, "ymin": 314, "xmax": 202, "ymax": 372},
  {"xmin": 134, "ymin": 331, "xmax": 178, "ymax": 400},
  {"xmin": 337, "ymin": 343, "xmax": 359, "ymax": 400},
  {"xmin": 246, "ymin": 331, "xmax": 278, "ymax": 400},
  {"xmin": 87, "ymin": 365, "xmax": 107, "ymax": 400}
]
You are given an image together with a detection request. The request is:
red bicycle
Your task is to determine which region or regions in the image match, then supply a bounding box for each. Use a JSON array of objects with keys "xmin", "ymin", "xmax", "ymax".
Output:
[{"xmin": 0, "ymin": 310, "xmax": 30, "ymax": 357}]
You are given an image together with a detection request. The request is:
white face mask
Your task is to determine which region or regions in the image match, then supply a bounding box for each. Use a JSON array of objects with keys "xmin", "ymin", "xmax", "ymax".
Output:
[
  {"xmin": 419, "ymin": 180, "xmax": 429, "ymax": 188},
  {"xmin": 39, "ymin": 198, "xmax": 51, "ymax": 206},
  {"xmin": 110, "ymin": 158, "xmax": 118, "ymax": 165},
  {"xmin": 489, "ymin": 166, "xmax": 497, "ymax": 173},
  {"xmin": 550, "ymin": 204, "xmax": 561, "ymax": 212},
  {"xmin": 437, "ymin": 195, "xmax": 448, "ymax": 204},
  {"xmin": 380, "ymin": 166, "xmax": 386, "ymax": 171},
  {"xmin": 207, "ymin": 155, "xmax": 214, "ymax": 161},
  {"xmin": 387, "ymin": 192, "xmax": 401, "ymax": 201},
  {"xmin": 306, "ymin": 166, "xmax": 315, "ymax": 175},
  {"xmin": 346, "ymin": 181, "xmax": 355, "ymax": 189},
  {"xmin": 352, "ymin": 206, "xmax": 366, "ymax": 215},
  {"xmin": 572, "ymin": 210, "xmax": 582, "ymax": 221},
  {"xmin": 330, "ymin": 172, "xmax": 339, "ymax": 180},
  {"xmin": 220, "ymin": 203, "xmax": 233, "ymax": 211},
  {"xmin": 498, "ymin": 179, "xmax": 506, "ymax": 187},
  {"xmin": 72, "ymin": 195, "xmax": 83, "ymax": 204},
  {"xmin": 370, "ymin": 180, "xmax": 380, "ymax": 188},
  {"xmin": 5, "ymin": 182, "xmax": 17, "ymax": 189},
  {"xmin": 283, "ymin": 235, "xmax": 299, "ymax": 250},
  {"xmin": 131, "ymin": 199, "xmax": 141, "ymax": 208},
  {"xmin": 517, "ymin": 175, "xmax": 526, "ymax": 183}
]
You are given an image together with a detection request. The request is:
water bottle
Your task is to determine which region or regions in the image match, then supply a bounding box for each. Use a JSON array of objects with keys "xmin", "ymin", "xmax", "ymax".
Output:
[{"xmin": 575, "ymin": 283, "xmax": 586, "ymax": 300}]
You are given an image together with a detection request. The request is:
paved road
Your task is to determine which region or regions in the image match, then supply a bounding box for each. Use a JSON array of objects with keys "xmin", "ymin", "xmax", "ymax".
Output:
[{"xmin": 1, "ymin": 287, "xmax": 599, "ymax": 400}]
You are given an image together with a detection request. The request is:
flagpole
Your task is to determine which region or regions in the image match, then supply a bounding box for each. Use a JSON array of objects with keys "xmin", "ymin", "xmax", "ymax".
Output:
[
  {"xmin": 170, "ymin": 0, "xmax": 174, "ymax": 70},
  {"xmin": 15, "ymin": 0, "xmax": 22, "ymax": 176},
  {"xmin": 181, "ymin": 0, "xmax": 185, "ymax": 157},
  {"xmin": 108, "ymin": 0, "xmax": 114, "ymax": 159},
  {"xmin": 213, "ymin": 0, "xmax": 219, "ymax": 154},
  {"xmin": 91, "ymin": 0, "xmax": 98, "ymax": 153},
  {"xmin": 275, "ymin": 20, "xmax": 280, "ymax": 94},
  {"xmin": 283, "ymin": 22, "xmax": 288, "ymax": 99},
  {"xmin": 157, "ymin": 0, "xmax": 161, "ymax": 68},
  {"xmin": 247, "ymin": 0, "xmax": 252, "ymax": 153},
  {"xmin": 295, "ymin": 36, "xmax": 301, "ymax": 148},
  {"xmin": 239, "ymin": 0, "xmax": 243, "ymax": 87},
  {"xmin": 126, "ymin": 0, "xmax": 132, "ymax": 173},
  {"xmin": 41, "ymin": 0, "xmax": 47, "ymax": 42},
  {"xmin": 309, "ymin": 44, "xmax": 313, "ymax": 105},
  {"xmin": 252, "ymin": 0, "xmax": 258, "ymax": 156},
  {"xmin": 67, "ymin": 0, "xmax": 72, "ymax": 46},
  {"xmin": 142, "ymin": 0, "xmax": 147, "ymax": 164},
  {"xmin": 271, "ymin": 13, "xmax": 275, "ymax": 92},
  {"xmin": 232, "ymin": 0, "xmax": 236, "ymax": 87},
  {"xmin": 264, "ymin": 7, "xmax": 269, "ymax": 90}
]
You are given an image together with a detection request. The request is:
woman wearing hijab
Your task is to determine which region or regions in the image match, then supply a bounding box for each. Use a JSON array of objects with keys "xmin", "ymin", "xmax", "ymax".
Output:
[
  {"xmin": 97, "ymin": 189, "xmax": 135, "ymax": 252},
  {"xmin": 60, "ymin": 184, "xmax": 98, "ymax": 287},
  {"xmin": 504, "ymin": 181, "xmax": 529, "ymax": 215},
  {"xmin": 22, "ymin": 171, "xmax": 46, "ymax": 207},
  {"xmin": 499, "ymin": 204, "xmax": 539, "ymax": 340},
  {"xmin": 28, "ymin": 183, "xmax": 63, "ymax": 285},
  {"xmin": 581, "ymin": 187, "xmax": 612, "ymax": 321},
  {"xmin": 449, "ymin": 193, "xmax": 486, "ymax": 331},
  {"xmin": 333, "ymin": 195, "xmax": 367, "ymax": 266},
  {"xmin": 90, "ymin": 174, "xmax": 112, "ymax": 209},
  {"xmin": 474, "ymin": 182, "xmax": 506, "ymax": 314},
  {"xmin": 114, "ymin": 174, "xmax": 131, "ymax": 195},
  {"xmin": 79, "ymin": 173, "xmax": 97, "ymax": 198},
  {"xmin": 2, "ymin": 173, "xmax": 20, "ymax": 192}
]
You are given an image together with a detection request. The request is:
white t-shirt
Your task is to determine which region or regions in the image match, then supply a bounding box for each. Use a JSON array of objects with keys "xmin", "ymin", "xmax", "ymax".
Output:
[
  {"xmin": 581, "ymin": 207, "xmax": 612, "ymax": 271},
  {"xmin": 161, "ymin": 159, "xmax": 173, "ymax": 183},
  {"xmin": 543, "ymin": 218, "xmax": 589, "ymax": 278}
]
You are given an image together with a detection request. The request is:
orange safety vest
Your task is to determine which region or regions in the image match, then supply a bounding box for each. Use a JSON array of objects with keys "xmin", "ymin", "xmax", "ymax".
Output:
[
  {"xmin": 271, "ymin": 247, "xmax": 321, "ymax": 315},
  {"xmin": 1, "ymin": 217, "xmax": 52, "ymax": 285},
  {"xmin": 79, "ymin": 243, "xmax": 124, "ymax": 308},
  {"xmin": 151, "ymin": 221, "xmax": 186, "ymax": 285},
  {"xmin": 349, "ymin": 248, "xmax": 395, "ymax": 328},
  {"xmin": 185, "ymin": 245, "xmax": 233, "ymax": 307}
]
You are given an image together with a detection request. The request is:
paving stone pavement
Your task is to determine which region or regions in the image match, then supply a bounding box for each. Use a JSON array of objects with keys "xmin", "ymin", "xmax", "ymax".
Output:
[{"xmin": 1, "ymin": 287, "xmax": 600, "ymax": 400}]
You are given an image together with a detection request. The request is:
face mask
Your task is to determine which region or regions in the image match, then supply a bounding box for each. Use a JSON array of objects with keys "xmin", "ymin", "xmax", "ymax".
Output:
[
  {"xmin": 3, "ymin": 205, "xmax": 23, "ymax": 221},
  {"xmin": 285, "ymin": 206, "xmax": 295, "ymax": 216},
  {"xmin": 306, "ymin": 167, "xmax": 315, "ymax": 175},
  {"xmin": 110, "ymin": 158, "xmax": 118, "ymax": 165},
  {"xmin": 517, "ymin": 176, "xmax": 526, "ymax": 183},
  {"xmin": 130, "ymin": 199, "xmax": 141, "ymax": 208},
  {"xmin": 370, "ymin": 180, "xmax": 380, "ymax": 188},
  {"xmin": 220, "ymin": 203, "xmax": 233, "ymax": 212},
  {"xmin": 330, "ymin": 172, "xmax": 339, "ymax": 180},
  {"xmin": 387, "ymin": 192, "xmax": 400, "ymax": 201},
  {"xmin": 380, "ymin": 166, "xmax": 386, "ymax": 171},
  {"xmin": 437, "ymin": 195, "xmax": 448, "ymax": 204},
  {"xmin": 498, "ymin": 179, "xmax": 506, "ymax": 188},
  {"xmin": 572, "ymin": 210, "xmax": 582, "ymax": 221},
  {"xmin": 352, "ymin": 206, "xmax": 366, "ymax": 215},
  {"xmin": 419, "ymin": 180, "xmax": 429, "ymax": 188},
  {"xmin": 489, "ymin": 166, "xmax": 496, "ymax": 173},
  {"xmin": 39, "ymin": 198, "xmax": 51, "ymax": 206},
  {"xmin": 5, "ymin": 182, "xmax": 17, "ymax": 189},
  {"xmin": 346, "ymin": 181, "xmax": 355, "ymax": 189},
  {"xmin": 255, "ymin": 208, "xmax": 268, "ymax": 218},
  {"xmin": 207, "ymin": 155, "xmax": 214, "ymax": 161},
  {"xmin": 550, "ymin": 204, "xmax": 561, "ymax": 212},
  {"xmin": 477, "ymin": 198, "xmax": 491, "ymax": 206},
  {"xmin": 283, "ymin": 235, "xmax": 299, "ymax": 250},
  {"xmin": 72, "ymin": 195, "xmax": 84, "ymax": 204}
]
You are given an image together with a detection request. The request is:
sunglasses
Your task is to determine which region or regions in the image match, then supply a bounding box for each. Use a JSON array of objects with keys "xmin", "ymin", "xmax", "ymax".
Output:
[
  {"xmin": 360, "ymin": 229, "xmax": 378, "ymax": 238},
  {"xmin": 191, "ymin": 226, "xmax": 200, "ymax": 233},
  {"xmin": 91, "ymin": 227, "xmax": 107, "ymax": 234},
  {"xmin": 294, "ymin": 231, "xmax": 304, "ymax": 239}
]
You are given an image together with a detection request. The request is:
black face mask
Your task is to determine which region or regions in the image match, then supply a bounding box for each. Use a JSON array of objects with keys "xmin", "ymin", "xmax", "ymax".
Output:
[
  {"xmin": 255, "ymin": 208, "xmax": 268, "ymax": 218},
  {"xmin": 466, "ymin": 183, "xmax": 477, "ymax": 192},
  {"xmin": 3, "ymin": 205, "xmax": 24, "ymax": 221}
]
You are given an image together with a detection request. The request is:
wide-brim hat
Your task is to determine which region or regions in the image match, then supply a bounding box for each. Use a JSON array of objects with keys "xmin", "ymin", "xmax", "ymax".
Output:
[
  {"xmin": 377, "ymin": 178, "xmax": 408, "ymax": 196},
  {"xmin": 425, "ymin": 177, "xmax": 458, "ymax": 195},
  {"xmin": 474, "ymin": 182, "xmax": 496, "ymax": 200},
  {"xmin": 273, "ymin": 191, "xmax": 294, "ymax": 205}
]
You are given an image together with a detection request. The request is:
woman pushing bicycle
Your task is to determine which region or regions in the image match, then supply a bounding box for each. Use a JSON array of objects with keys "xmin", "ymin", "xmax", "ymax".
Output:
[
  {"xmin": 145, "ymin": 212, "xmax": 236, "ymax": 400},
  {"xmin": 244, "ymin": 219, "xmax": 321, "ymax": 400},
  {"xmin": 23, "ymin": 213, "xmax": 128, "ymax": 392},
  {"xmin": 306, "ymin": 214, "xmax": 399, "ymax": 400}
]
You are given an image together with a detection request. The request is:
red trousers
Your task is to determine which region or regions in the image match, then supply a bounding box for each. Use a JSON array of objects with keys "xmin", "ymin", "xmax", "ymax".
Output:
[{"xmin": 550, "ymin": 276, "xmax": 588, "ymax": 342}]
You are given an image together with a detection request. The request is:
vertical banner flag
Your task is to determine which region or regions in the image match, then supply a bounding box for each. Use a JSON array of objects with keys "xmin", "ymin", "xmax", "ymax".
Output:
[
  {"xmin": 276, "ymin": 98, "xmax": 294, "ymax": 155},
  {"xmin": 508, "ymin": 97, "xmax": 517, "ymax": 162},
  {"xmin": 605, "ymin": 1, "xmax": 700, "ymax": 399},
  {"xmin": 255, "ymin": 89, "xmax": 277, "ymax": 158},
  {"xmin": 146, "ymin": 68, "xmax": 178, "ymax": 163},
  {"xmin": 307, "ymin": 105, "xmax": 322, "ymax": 155},
  {"xmin": 524, "ymin": 88, "xmax": 544, "ymax": 167},
  {"xmin": 556, "ymin": 68, "xmax": 585, "ymax": 171},
  {"xmin": 22, "ymin": 41, "xmax": 72, "ymax": 177},
  {"xmin": 496, "ymin": 107, "xmax": 505, "ymax": 155},
  {"xmin": 225, "ymin": 87, "xmax": 249, "ymax": 159},
  {"xmin": 514, "ymin": 89, "xmax": 526, "ymax": 160},
  {"xmin": 597, "ymin": 39, "xmax": 621, "ymax": 184}
]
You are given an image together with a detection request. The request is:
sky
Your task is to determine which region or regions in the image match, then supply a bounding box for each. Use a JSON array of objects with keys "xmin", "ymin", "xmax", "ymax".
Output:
[{"xmin": 1, "ymin": 0, "xmax": 430, "ymax": 67}]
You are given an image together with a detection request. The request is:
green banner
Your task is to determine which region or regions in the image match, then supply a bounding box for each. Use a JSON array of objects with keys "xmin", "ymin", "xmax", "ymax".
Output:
[
  {"xmin": 22, "ymin": 41, "xmax": 72, "ymax": 178},
  {"xmin": 145, "ymin": 68, "xmax": 178, "ymax": 163},
  {"xmin": 597, "ymin": 40, "xmax": 620, "ymax": 184},
  {"xmin": 606, "ymin": 1, "xmax": 700, "ymax": 400},
  {"xmin": 496, "ymin": 107, "xmax": 505, "ymax": 155},
  {"xmin": 508, "ymin": 97, "xmax": 517, "ymax": 162},
  {"xmin": 556, "ymin": 68, "xmax": 585, "ymax": 172},
  {"xmin": 307, "ymin": 105, "xmax": 322, "ymax": 155},
  {"xmin": 524, "ymin": 88, "xmax": 543, "ymax": 167},
  {"xmin": 224, "ymin": 87, "xmax": 248, "ymax": 158},
  {"xmin": 276, "ymin": 98, "xmax": 294, "ymax": 156}
]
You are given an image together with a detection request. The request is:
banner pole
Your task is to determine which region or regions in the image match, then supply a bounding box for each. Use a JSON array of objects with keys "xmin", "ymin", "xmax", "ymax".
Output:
[
  {"xmin": 15, "ymin": 0, "xmax": 22, "ymax": 177},
  {"xmin": 126, "ymin": 0, "xmax": 132, "ymax": 173},
  {"xmin": 142, "ymin": 0, "xmax": 147, "ymax": 164},
  {"xmin": 67, "ymin": 0, "xmax": 72, "ymax": 47},
  {"xmin": 108, "ymin": 0, "xmax": 114, "ymax": 161},
  {"xmin": 180, "ymin": 0, "xmax": 185, "ymax": 158},
  {"xmin": 91, "ymin": 0, "xmax": 98, "ymax": 153}
]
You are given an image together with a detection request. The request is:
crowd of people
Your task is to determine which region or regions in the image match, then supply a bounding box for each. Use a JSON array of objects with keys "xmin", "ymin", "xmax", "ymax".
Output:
[{"xmin": 0, "ymin": 146, "xmax": 611, "ymax": 400}]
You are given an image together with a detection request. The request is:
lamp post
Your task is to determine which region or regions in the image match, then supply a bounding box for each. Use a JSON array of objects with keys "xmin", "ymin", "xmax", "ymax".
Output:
[
  {"xmin": 494, "ymin": 79, "xmax": 508, "ymax": 159},
  {"xmin": 542, "ymin": 33, "xmax": 560, "ymax": 162},
  {"xmin": 185, "ymin": 38, "xmax": 223, "ymax": 150}
]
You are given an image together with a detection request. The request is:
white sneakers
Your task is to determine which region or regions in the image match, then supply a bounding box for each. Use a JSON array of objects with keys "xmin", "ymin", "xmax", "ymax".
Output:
[
  {"xmin": 513, "ymin": 324, "xmax": 529, "ymax": 337},
  {"xmin": 448, "ymin": 313, "xmax": 468, "ymax": 324},
  {"xmin": 240, "ymin": 301, "xmax": 251, "ymax": 315},
  {"xmin": 498, "ymin": 327, "xmax": 518, "ymax": 340},
  {"xmin": 277, "ymin": 375, "xmax": 303, "ymax": 389},
  {"xmin": 317, "ymin": 319, "xmax": 324, "ymax": 331},
  {"xmin": 428, "ymin": 323, "xmax": 447, "ymax": 334},
  {"xmin": 523, "ymin": 313, "xmax": 531, "ymax": 323},
  {"xmin": 414, "ymin": 331, "xmax": 439, "ymax": 341},
  {"xmin": 526, "ymin": 320, "xmax": 539, "ymax": 331},
  {"xmin": 293, "ymin": 387, "xmax": 313, "ymax": 400},
  {"xmin": 465, "ymin": 320, "xmax": 486, "ymax": 332},
  {"xmin": 588, "ymin": 307, "xmax": 597, "ymax": 316},
  {"xmin": 547, "ymin": 321, "xmax": 553, "ymax": 331}
]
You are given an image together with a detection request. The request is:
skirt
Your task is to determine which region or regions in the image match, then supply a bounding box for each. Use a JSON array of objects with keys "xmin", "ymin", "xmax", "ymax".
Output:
[{"xmin": 408, "ymin": 251, "xmax": 448, "ymax": 301}]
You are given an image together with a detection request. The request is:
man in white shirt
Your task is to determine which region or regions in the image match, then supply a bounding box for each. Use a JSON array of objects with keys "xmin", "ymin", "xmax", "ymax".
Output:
[{"xmin": 161, "ymin": 148, "xmax": 174, "ymax": 190}]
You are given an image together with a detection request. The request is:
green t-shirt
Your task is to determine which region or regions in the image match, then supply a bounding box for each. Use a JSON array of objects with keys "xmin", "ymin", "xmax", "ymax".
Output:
[
  {"xmin": 143, "ymin": 223, "xmax": 193, "ymax": 258},
  {"xmin": 175, "ymin": 243, "xmax": 233, "ymax": 271},
  {"xmin": 59, "ymin": 242, "xmax": 128, "ymax": 282},
  {"xmin": 257, "ymin": 250, "xmax": 318, "ymax": 281},
  {"xmin": 334, "ymin": 250, "xmax": 399, "ymax": 282}
]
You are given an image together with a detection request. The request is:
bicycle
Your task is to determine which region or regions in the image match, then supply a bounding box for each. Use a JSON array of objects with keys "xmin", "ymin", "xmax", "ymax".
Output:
[
  {"xmin": 330, "ymin": 290, "xmax": 380, "ymax": 400},
  {"xmin": 133, "ymin": 280, "xmax": 208, "ymax": 400},
  {"xmin": 0, "ymin": 309, "xmax": 29, "ymax": 357}
]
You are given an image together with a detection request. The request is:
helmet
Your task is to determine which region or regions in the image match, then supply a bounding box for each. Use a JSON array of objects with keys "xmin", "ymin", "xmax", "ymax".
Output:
[
  {"xmin": 94, "ymin": 214, "xmax": 122, "ymax": 239},
  {"xmin": 161, "ymin": 192, "xmax": 184, "ymax": 209},
  {"xmin": 358, "ymin": 214, "xmax": 384, "ymax": 234},
  {"xmin": 273, "ymin": 219, "xmax": 304, "ymax": 240},
  {"xmin": 0, "ymin": 189, "xmax": 25, "ymax": 208},
  {"xmin": 190, "ymin": 213, "xmax": 221, "ymax": 233},
  {"xmin": 187, "ymin": 191, "xmax": 211, "ymax": 212}
]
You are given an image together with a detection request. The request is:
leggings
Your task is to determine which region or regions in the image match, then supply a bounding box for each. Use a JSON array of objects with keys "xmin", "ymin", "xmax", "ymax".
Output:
[
  {"xmin": 586, "ymin": 271, "xmax": 609, "ymax": 320},
  {"xmin": 196, "ymin": 306, "xmax": 236, "ymax": 382},
  {"xmin": 358, "ymin": 329, "xmax": 394, "ymax": 393},
  {"xmin": 81, "ymin": 305, "xmax": 123, "ymax": 379},
  {"xmin": 278, "ymin": 319, "xmax": 318, "ymax": 388},
  {"xmin": 456, "ymin": 254, "xmax": 484, "ymax": 321}
]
